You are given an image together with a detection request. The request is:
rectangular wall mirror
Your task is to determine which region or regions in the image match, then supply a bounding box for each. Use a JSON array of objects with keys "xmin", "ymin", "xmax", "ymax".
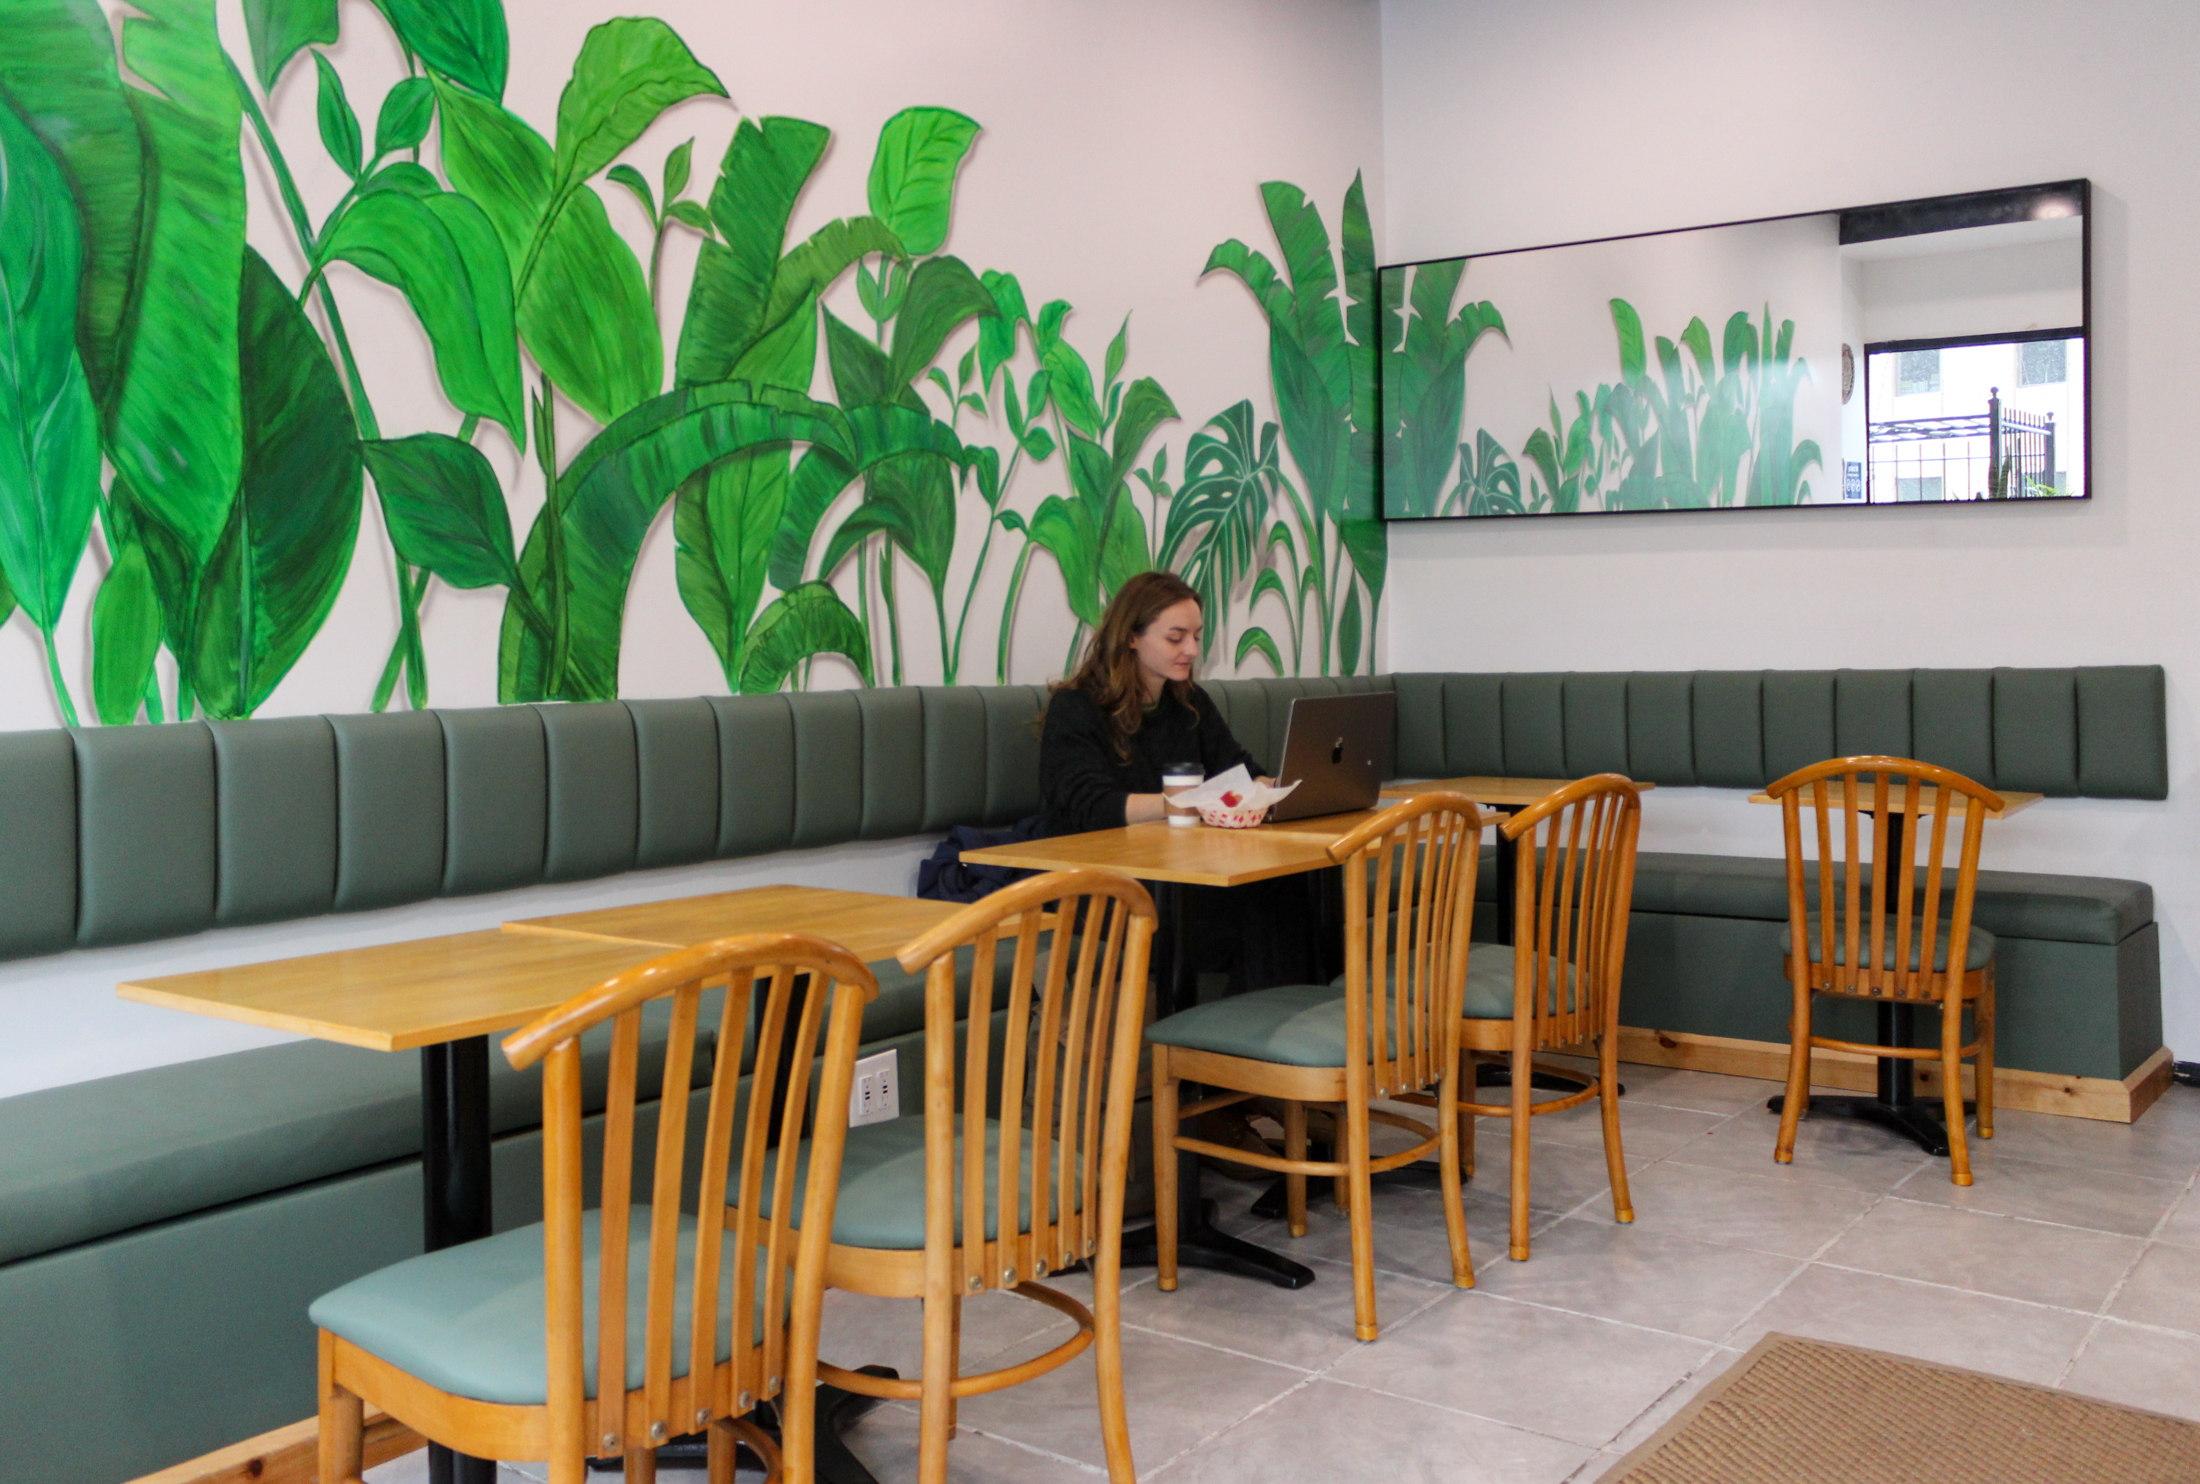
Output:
[{"xmin": 1379, "ymin": 180, "xmax": 2089, "ymax": 520}]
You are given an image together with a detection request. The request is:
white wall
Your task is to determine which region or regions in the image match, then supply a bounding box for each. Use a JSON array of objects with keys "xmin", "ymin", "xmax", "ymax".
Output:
[
  {"xmin": 1380, "ymin": 0, "xmax": 2200, "ymax": 1057},
  {"xmin": 0, "ymin": 0, "xmax": 1384, "ymax": 1094}
]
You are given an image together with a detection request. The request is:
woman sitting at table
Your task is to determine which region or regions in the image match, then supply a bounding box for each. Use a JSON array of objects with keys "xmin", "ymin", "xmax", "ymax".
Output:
[{"xmin": 1039, "ymin": 570, "xmax": 1322, "ymax": 993}]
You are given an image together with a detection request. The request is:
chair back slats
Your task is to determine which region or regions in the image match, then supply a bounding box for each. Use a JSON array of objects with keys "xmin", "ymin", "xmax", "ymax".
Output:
[
  {"xmin": 1773, "ymin": 757, "xmax": 1998, "ymax": 1003},
  {"xmin": 1329, "ymin": 793, "xmax": 1483, "ymax": 1098},
  {"xmin": 502, "ymin": 934, "xmax": 878, "ymax": 1460},
  {"xmin": 896, "ymin": 870, "xmax": 1157, "ymax": 1294},
  {"xmin": 1503, "ymin": 775, "xmax": 1642, "ymax": 1052}
]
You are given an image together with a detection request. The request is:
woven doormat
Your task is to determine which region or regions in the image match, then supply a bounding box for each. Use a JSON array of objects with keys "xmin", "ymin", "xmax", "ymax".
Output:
[{"xmin": 1601, "ymin": 1333, "xmax": 2200, "ymax": 1484}]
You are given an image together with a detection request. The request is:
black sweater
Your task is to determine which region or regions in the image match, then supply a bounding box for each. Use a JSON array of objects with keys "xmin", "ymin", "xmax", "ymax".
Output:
[{"xmin": 1038, "ymin": 685, "xmax": 1263, "ymax": 837}]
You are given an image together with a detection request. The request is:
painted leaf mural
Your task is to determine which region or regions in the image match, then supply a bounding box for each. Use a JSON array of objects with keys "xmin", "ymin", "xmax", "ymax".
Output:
[
  {"xmin": 190, "ymin": 249, "xmax": 363, "ymax": 719},
  {"xmin": 0, "ymin": 0, "xmax": 1386, "ymax": 730},
  {"xmin": 0, "ymin": 0, "xmax": 146, "ymax": 405},
  {"xmin": 0, "ymin": 93, "xmax": 101, "ymax": 722}
]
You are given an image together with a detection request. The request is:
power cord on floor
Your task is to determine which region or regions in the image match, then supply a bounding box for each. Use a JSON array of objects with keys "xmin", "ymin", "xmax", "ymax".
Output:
[{"xmin": 2172, "ymin": 1059, "xmax": 2200, "ymax": 1088}]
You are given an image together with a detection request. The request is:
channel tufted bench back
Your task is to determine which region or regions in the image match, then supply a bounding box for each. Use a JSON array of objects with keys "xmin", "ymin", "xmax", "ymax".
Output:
[{"xmin": 0, "ymin": 667, "xmax": 2166, "ymax": 964}]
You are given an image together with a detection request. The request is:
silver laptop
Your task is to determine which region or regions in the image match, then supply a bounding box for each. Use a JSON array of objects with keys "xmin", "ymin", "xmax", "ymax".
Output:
[{"xmin": 1269, "ymin": 692, "xmax": 1396, "ymax": 822}]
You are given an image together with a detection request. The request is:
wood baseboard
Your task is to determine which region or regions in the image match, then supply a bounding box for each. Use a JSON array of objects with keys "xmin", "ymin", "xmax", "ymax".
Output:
[
  {"xmin": 129, "ymin": 1411, "xmax": 421, "ymax": 1484},
  {"xmin": 1610, "ymin": 1027, "xmax": 2173, "ymax": 1125}
]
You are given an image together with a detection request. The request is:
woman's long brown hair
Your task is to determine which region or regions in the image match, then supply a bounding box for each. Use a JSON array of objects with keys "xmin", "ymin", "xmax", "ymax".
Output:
[{"xmin": 1058, "ymin": 571, "xmax": 1202, "ymax": 759}]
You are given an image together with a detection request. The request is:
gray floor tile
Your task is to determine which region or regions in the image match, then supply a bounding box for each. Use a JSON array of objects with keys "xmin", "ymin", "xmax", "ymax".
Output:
[
  {"xmin": 2061, "ymin": 1318, "xmax": 2200, "ymax": 1422},
  {"xmin": 1122, "ymin": 1250, "xmax": 1451, "ymax": 1367},
  {"xmin": 1153, "ymin": 1376, "xmax": 1592, "ymax": 1484},
  {"xmin": 1661, "ymin": 1108, "xmax": 1935, "ymax": 1193},
  {"xmin": 1891, "ymin": 1146, "xmax": 2186, "ymax": 1237},
  {"xmin": 2107, "ymin": 1242, "xmax": 2200, "ymax": 1335},
  {"xmin": 1528, "ymin": 1097, "xmax": 1732, "ymax": 1159},
  {"xmin": 1469, "ymin": 1217, "xmax": 1804, "ymax": 1341},
  {"xmin": 1571, "ymin": 1157, "xmax": 1875, "ymax": 1258},
  {"xmin": 1323, "ymin": 1289, "xmax": 1714, "ymax": 1449},
  {"xmin": 1235, "ymin": 1180, "xmax": 1522, "ymax": 1287},
  {"xmin": 1727, "ymin": 1263, "xmax": 2096, "ymax": 1384},
  {"xmin": 1962, "ymin": 1104, "xmax": 2200, "ymax": 1183},
  {"xmin": 1565, "ymin": 1061, "xmax": 1787, "ymax": 1116},
  {"xmin": 1820, "ymin": 1196, "xmax": 2144, "ymax": 1312},
  {"xmin": 1453, "ymin": 1132, "xmax": 1649, "ymax": 1218},
  {"xmin": 843, "ymin": 1401, "xmax": 1103, "ymax": 1482},
  {"xmin": 2148, "ymin": 1181, "xmax": 2200, "ymax": 1249},
  {"xmin": 954, "ymin": 1321, "xmax": 1305, "ymax": 1471}
]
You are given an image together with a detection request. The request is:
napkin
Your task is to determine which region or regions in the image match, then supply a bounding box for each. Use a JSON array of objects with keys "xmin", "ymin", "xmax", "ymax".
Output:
[{"xmin": 1174, "ymin": 764, "xmax": 1299, "ymax": 813}]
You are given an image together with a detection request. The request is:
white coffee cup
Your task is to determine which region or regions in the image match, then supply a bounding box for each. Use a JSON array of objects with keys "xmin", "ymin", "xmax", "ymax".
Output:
[{"xmin": 1161, "ymin": 765, "xmax": 1202, "ymax": 827}]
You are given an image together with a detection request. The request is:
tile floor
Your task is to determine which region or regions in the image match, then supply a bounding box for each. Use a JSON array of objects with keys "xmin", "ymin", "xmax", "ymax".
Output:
[{"xmin": 366, "ymin": 1067, "xmax": 2200, "ymax": 1482}]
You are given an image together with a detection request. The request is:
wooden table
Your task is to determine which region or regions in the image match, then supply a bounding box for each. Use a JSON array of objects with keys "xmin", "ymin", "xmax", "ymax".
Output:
[
  {"xmin": 1379, "ymin": 774, "xmax": 1644, "ymax": 808},
  {"xmin": 1746, "ymin": 786, "xmax": 2041, "ymax": 817},
  {"xmin": 121, "ymin": 886, "xmax": 947, "ymax": 1484},
  {"xmin": 123, "ymin": 929, "xmax": 669, "ymax": 1484},
  {"xmin": 507, "ymin": 883, "xmax": 965, "ymax": 958}
]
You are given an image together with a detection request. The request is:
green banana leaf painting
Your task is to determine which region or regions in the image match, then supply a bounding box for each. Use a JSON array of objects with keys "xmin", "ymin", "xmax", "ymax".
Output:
[{"xmin": 0, "ymin": 0, "xmax": 1386, "ymax": 727}]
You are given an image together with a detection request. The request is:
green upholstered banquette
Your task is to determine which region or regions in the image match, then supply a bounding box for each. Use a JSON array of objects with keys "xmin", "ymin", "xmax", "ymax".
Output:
[{"xmin": 0, "ymin": 667, "xmax": 2166, "ymax": 1481}]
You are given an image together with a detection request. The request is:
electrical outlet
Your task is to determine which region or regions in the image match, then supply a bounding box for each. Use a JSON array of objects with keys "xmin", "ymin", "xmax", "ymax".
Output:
[{"xmin": 848, "ymin": 1049, "xmax": 900, "ymax": 1127}]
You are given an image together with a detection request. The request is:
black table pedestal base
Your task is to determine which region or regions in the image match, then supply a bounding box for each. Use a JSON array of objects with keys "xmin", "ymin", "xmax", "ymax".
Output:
[
  {"xmin": 1766, "ymin": 1092, "xmax": 1970, "ymax": 1158},
  {"xmin": 1119, "ymin": 1200, "xmax": 1316, "ymax": 1288},
  {"xmin": 586, "ymin": 1371, "xmax": 897, "ymax": 1477}
]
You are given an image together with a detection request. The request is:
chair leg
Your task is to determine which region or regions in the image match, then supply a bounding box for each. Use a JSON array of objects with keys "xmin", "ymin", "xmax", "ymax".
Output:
[
  {"xmin": 1092, "ymin": 1226, "xmax": 1136, "ymax": 1483},
  {"xmin": 1283, "ymin": 1098, "xmax": 1308, "ymax": 1237},
  {"xmin": 1436, "ymin": 1057, "xmax": 1475, "ymax": 1289},
  {"xmin": 1942, "ymin": 996, "xmax": 1973, "ymax": 1187},
  {"xmin": 1331, "ymin": 1105, "xmax": 1349, "ymax": 1214},
  {"xmin": 1459, "ymin": 1051, "xmax": 1478, "ymax": 1179},
  {"xmin": 1345, "ymin": 1095, "xmax": 1378, "ymax": 1341},
  {"xmin": 624, "ymin": 1446, "xmax": 658, "ymax": 1483},
  {"xmin": 1152, "ymin": 1046, "xmax": 1179, "ymax": 1292},
  {"xmin": 1976, "ymin": 969, "xmax": 1996, "ymax": 1139},
  {"xmin": 1508, "ymin": 1050, "xmax": 1533, "ymax": 1262},
  {"xmin": 1598, "ymin": 1033, "xmax": 1633, "ymax": 1224},
  {"xmin": 711, "ymin": 1417, "xmax": 778, "ymax": 1484},
  {"xmin": 1775, "ymin": 970, "xmax": 1811, "ymax": 1165},
  {"xmin": 947, "ymin": 1292, "xmax": 964, "ymax": 1435},
  {"xmin": 918, "ymin": 1284, "xmax": 958, "ymax": 1484},
  {"xmin": 316, "ymin": 1332, "xmax": 365, "ymax": 1484}
]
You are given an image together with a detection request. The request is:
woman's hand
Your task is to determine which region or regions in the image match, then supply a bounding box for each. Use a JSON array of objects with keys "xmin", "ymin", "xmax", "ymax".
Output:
[{"xmin": 1125, "ymin": 793, "xmax": 1169, "ymax": 824}]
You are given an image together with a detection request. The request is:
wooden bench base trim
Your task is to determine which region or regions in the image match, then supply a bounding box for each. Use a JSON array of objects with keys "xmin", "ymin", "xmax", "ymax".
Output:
[
  {"xmin": 127, "ymin": 1410, "xmax": 420, "ymax": 1484},
  {"xmin": 1608, "ymin": 1028, "xmax": 2173, "ymax": 1125}
]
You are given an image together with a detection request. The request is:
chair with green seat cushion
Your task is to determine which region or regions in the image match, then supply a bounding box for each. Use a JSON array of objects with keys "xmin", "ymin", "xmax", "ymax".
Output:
[
  {"xmin": 313, "ymin": 935, "xmax": 879, "ymax": 1484},
  {"xmin": 756, "ymin": 1114, "xmax": 1078, "ymax": 1249},
  {"xmin": 1150, "ymin": 794, "xmax": 1483, "ymax": 1344},
  {"xmin": 1401, "ymin": 774, "xmax": 1643, "ymax": 1263},
  {"xmin": 309, "ymin": 1208, "xmax": 777, "ymax": 1405},
  {"xmin": 1780, "ymin": 918, "xmax": 1994, "ymax": 972},
  {"xmin": 811, "ymin": 870, "xmax": 1157, "ymax": 1484},
  {"xmin": 1768, "ymin": 757, "xmax": 2001, "ymax": 1186}
]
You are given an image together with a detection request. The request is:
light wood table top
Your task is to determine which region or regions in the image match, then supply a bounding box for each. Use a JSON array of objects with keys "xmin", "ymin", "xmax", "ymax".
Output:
[
  {"xmin": 505, "ymin": 884, "xmax": 963, "ymax": 961},
  {"xmin": 1746, "ymin": 785, "xmax": 2043, "ymax": 818},
  {"xmin": 961, "ymin": 819, "xmax": 1351, "ymax": 888},
  {"xmin": 1380, "ymin": 775, "xmax": 1657, "ymax": 808},
  {"xmin": 118, "ymin": 929, "xmax": 670, "ymax": 1052}
]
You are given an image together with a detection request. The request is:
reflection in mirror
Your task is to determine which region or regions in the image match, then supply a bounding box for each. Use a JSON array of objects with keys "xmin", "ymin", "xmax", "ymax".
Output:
[{"xmin": 1379, "ymin": 180, "xmax": 2088, "ymax": 520}]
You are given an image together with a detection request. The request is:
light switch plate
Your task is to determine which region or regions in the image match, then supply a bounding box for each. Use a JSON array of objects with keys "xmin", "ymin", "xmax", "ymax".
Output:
[{"xmin": 849, "ymin": 1049, "xmax": 899, "ymax": 1127}]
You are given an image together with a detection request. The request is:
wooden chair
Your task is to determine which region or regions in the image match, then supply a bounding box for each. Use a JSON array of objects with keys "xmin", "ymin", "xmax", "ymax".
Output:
[
  {"xmin": 1412, "ymin": 773, "xmax": 1642, "ymax": 1262},
  {"xmin": 805, "ymin": 869, "xmax": 1157, "ymax": 1484},
  {"xmin": 312, "ymin": 933, "xmax": 879, "ymax": 1484},
  {"xmin": 1149, "ymin": 793, "xmax": 1483, "ymax": 1342},
  {"xmin": 1768, "ymin": 757, "xmax": 1999, "ymax": 1185}
]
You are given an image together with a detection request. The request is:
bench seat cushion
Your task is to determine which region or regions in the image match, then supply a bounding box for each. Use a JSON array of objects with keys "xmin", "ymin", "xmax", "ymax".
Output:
[
  {"xmin": 1628, "ymin": 852, "xmax": 2151, "ymax": 945},
  {"xmin": 0, "ymin": 1005, "xmax": 709, "ymax": 1266}
]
